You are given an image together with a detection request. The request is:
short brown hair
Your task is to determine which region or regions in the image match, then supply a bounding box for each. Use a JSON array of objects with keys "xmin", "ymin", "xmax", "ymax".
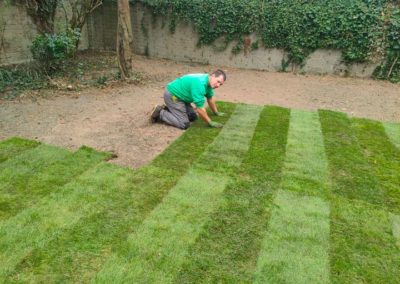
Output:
[{"xmin": 211, "ymin": 69, "xmax": 227, "ymax": 81}]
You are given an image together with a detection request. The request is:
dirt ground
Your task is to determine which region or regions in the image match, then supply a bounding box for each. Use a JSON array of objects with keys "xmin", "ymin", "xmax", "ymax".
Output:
[{"xmin": 1, "ymin": 55, "xmax": 399, "ymax": 168}]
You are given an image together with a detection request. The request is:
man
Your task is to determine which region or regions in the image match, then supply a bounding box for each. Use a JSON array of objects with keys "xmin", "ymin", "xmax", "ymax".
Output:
[{"xmin": 150, "ymin": 69, "xmax": 226, "ymax": 129}]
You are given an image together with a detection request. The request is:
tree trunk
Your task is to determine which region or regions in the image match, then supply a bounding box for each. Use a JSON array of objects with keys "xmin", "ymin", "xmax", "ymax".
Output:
[
  {"xmin": 117, "ymin": 0, "xmax": 134, "ymax": 80},
  {"xmin": 26, "ymin": 0, "xmax": 58, "ymax": 34}
]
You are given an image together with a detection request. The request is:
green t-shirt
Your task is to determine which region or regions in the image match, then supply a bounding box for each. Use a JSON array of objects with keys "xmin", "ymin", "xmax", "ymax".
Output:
[{"xmin": 167, "ymin": 74, "xmax": 214, "ymax": 108}]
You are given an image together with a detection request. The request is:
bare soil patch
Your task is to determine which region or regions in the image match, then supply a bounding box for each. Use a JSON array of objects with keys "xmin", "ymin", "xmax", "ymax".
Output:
[{"xmin": 1, "ymin": 54, "xmax": 399, "ymax": 168}]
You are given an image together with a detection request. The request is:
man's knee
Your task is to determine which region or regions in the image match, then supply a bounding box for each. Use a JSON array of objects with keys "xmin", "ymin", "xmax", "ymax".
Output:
[
  {"xmin": 188, "ymin": 112, "xmax": 198, "ymax": 122},
  {"xmin": 177, "ymin": 121, "xmax": 190, "ymax": 130}
]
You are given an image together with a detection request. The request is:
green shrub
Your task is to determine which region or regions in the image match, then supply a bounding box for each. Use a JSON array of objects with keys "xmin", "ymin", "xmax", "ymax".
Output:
[{"xmin": 30, "ymin": 29, "xmax": 80, "ymax": 74}]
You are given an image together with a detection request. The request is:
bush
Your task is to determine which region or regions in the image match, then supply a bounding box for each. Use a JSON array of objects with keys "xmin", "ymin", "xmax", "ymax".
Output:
[{"xmin": 30, "ymin": 29, "xmax": 80, "ymax": 74}]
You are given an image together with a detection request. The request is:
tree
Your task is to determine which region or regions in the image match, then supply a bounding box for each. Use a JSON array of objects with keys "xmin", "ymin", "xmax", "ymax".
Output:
[
  {"xmin": 116, "ymin": 0, "xmax": 134, "ymax": 79},
  {"xmin": 24, "ymin": 0, "xmax": 102, "ymax": 46},
  {"xmin": 25, "ymin": 0, "xmax": 58, "ymax": 34},
  {"xmin": 62, "ymin": 0, "xmax": 103, "ymax": 35}
]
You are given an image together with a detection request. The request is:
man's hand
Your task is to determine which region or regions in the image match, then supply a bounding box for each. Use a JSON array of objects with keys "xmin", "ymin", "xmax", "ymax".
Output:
[
  {"xmin": 208, "ymin": 121, "xmax": 223, "ymax": 128},
  {"xmin": 214, "ymin": 111, "xmax": 225, "ymax": 117}
]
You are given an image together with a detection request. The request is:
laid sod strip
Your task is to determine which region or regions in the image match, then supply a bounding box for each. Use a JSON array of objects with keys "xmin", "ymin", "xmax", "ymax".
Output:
[
  {"xmin": 0, "ymin": 163, "xmax": 135, "ymax": 279},
  {"xmin": 196, "ymin": 104, "xmax": 263, "ymax": 175},
  {"xmin": 0, "ymin": 137, "xmax": 40, "ymax": 163},
  {"xmin": 95, "ymin": 104, "xmax": 262, "ymax": 283},
  {"xmin": 95, "ymin": 170, "xmax": 230, "ymax": 283},
  {"xmin": 3, "ymin": 112, "xmax": 229, "ymax": 282},
  {"xmin": 281, "ymin": 109, "xmax": 330, "ymax": 198},
  {"xmin": 0, "ymin": 145, "xmax": 110, "ymax": 221},
  {"xmin": 5, "ymin": 165, "xmax": 179, "ymax": 283},
  {"xmin": 175, "ymin": 106, "xmax": 290, "ymax": 283},
  {"xmin": 0, "ymin": 144, "xmax": 71, "ymax": 220},
  {"xmin": 330, "ymin": 197, "xmax": 400, "ymax": 283},
  {"xmin": 254, "ymin": 110, "xmax": 330, "ymax": 284},
  {"xmin": 319, "ymin": 110, "xmax": 385, "ymax": 205},
  {"xmin": 390, "ymin": 213, "xmax": 400, "ymax": 248},
  {"xmin": 351, "ymin": 118, "xmax": 400, "ymax": 213},
  {"xmin": 254, "ymin": 190, "xmax": 330, "ymax": 284},
  {"xmin": 383, "ymin": 122, "xmax": 400, "ymax": 149}
]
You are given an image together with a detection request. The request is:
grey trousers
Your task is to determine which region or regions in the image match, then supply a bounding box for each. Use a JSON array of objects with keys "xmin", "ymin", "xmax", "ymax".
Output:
[{"xmin": 160, "ymin": 90, "xmax": 197, "ymax": 129}]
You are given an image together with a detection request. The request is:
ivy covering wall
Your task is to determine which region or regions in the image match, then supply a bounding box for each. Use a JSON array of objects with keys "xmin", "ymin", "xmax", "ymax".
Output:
[{"xmin": 133, "ymin": 0, "xmax": 400, "ymax": 82}]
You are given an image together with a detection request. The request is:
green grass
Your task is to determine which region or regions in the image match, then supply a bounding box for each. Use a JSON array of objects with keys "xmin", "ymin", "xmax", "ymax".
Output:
[
  {"xmin": 330, "ymin": 197, "xmax": 400, "ymax": 283},
  {"xmin": 351, "ymin": 118, "xmax": 400, "ymax": 213},
  {"xmin": 0, "ymin": 137, "xmax": 40, "ymax": 163},
  {"xmin": 383, "ymin": 122, "xmax": 400, "ymax": 149},
  {"xmin": 254, "ymin": 109, "xmax": 331, "ymax": 283},
  {"xmin": 176, "ymin": 106, "xmax": 290, "ymax": 283},
  {"xmin": 280, "ymin": 110, "xmax": 330, "ymax": 198},
  {"xmin": 255, "ymin": 190, "xmax": 330, "ymax": 284},
  {"xmin": 1, "ymin": 103, "xmax": 399, "ymax": 283}
]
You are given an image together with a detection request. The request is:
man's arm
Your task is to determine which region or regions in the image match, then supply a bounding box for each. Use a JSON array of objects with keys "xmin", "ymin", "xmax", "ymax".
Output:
[
  {"xmin": 207, "ymin": 97, "xmax": 225, "ymax": 116},
  {"xmin": 207, "ymin": 97, "xmax": 218, "ymax": 114},
  {"xmin": 197, "ymin": 107, "xmax": 212, "ymax": 124}
]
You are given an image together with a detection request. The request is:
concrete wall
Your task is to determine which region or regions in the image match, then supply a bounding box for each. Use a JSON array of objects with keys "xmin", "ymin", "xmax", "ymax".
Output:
[
  {"xmin": 128, "ymin": 3, "xmax": 378, "ymax": 78},
  {"xmin": 0, "ymin": 2, "xmax": 89, "ymax": 66},
  {"xmin": 0, "ymin": 3, "xmax": 37, "ymax": 65},
  {"xmin": 0, "ymin": 1, "xmax": 379, "ymax": 78},
  {"xmin": 86, "ymin": 1, "xmax": 117, "ymax": 51}
]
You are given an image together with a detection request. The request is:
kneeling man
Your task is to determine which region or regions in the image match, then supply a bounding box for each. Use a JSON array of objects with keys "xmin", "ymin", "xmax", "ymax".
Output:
[{"xmin": 150, "ymin": 69, "xmax": 227, "ymax": 129}]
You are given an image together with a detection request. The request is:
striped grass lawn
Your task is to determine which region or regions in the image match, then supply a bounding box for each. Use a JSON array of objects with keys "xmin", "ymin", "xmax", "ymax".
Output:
[{"xmin": 0, "ymin": 103, "xmax": 399, "ymax": 283}]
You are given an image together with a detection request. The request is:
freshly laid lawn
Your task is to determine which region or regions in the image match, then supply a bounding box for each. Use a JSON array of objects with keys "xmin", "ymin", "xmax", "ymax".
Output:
[{"xmin": 0, "ymin": 103, "xmax": 399, "ymax": 283}]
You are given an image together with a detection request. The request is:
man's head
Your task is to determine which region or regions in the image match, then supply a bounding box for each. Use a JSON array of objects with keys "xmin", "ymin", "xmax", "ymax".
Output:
[{"xmin": 209, "ymin": 69, "xmax": 227, "ymax": 89}]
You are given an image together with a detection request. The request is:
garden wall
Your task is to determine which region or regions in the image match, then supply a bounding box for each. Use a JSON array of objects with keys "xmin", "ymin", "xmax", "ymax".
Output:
[
  {"xmin": 0, "ymin": 2, "xmax": 89, "ymax": 66},
  {"xmin": 0, "ymin": 1, "xmax": 378, "ymax": 78},
  {"xmin": 88, "ymin": 2, "xmax": 378, "ymax": 78}
]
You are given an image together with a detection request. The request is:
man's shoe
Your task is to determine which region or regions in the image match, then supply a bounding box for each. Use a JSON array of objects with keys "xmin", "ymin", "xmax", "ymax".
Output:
[{"xmin": 150, "ymin": 105, "xmax": 163, "ymax": 123}]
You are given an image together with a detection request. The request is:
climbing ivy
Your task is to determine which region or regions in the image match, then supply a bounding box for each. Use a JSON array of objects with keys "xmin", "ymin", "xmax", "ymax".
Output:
[{"xmin": 133, "ymin": 0, "xmax": 399, "ymax": 82}]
